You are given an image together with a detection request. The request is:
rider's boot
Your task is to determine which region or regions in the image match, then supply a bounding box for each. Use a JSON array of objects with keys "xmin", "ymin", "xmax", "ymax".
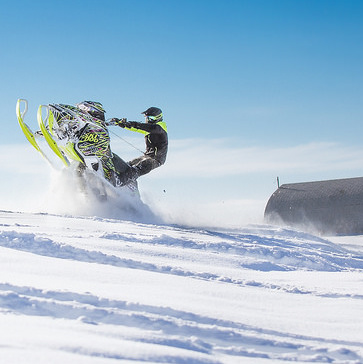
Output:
[{"xmin": 116, "ymin": 166, "xmax": 139, "ymax": 187}]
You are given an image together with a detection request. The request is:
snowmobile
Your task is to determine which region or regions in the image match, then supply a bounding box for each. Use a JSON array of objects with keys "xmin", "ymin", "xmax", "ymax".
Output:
[{"xmin": 16, "ymin": 99, "xmax": 138, "ymax": 198}]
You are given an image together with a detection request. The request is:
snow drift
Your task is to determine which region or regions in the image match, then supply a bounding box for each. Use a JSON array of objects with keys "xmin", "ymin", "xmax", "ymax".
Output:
[{"xmin": 0, "ymin": 210, "xmax": 362, "ymax": 363}]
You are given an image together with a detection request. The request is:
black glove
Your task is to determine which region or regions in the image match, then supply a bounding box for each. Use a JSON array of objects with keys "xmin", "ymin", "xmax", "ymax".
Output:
[
  {"xmin": 110, "ymin": 118, "xmax": 128, "ymax": 127},
  {"xmin": 127, "ymin": 121, "xmax": 138, "ymax": 128}
]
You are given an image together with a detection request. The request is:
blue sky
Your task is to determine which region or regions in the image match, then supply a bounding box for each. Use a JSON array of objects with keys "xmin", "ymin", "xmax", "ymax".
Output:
[{"xmin": 2, "ymin": 0, "xmax": 363, "ymax": 226}]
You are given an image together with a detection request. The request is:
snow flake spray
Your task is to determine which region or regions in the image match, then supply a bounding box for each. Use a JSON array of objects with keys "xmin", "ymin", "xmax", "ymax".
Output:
[{"xmin": 41, "ymin": 167, "xmax": 161, "ymax": 224}]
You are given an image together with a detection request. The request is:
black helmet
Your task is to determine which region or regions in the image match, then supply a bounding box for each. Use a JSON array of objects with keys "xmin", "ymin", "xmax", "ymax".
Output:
[
  {"xmin": 76, "ymin": 101, "xmax": 106, "ymax": 121},
  {"xmin": 142, "ymin": 107, "xmax": 163, "ymax": 123}
]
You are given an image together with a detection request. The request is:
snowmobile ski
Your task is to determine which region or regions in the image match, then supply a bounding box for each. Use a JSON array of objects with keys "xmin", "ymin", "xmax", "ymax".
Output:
[
  {"xmin": 37, "ymin": 105, "xmax": 69, "ymax": 167},
  {"xmin": 16, "ymin": 99, "xmax": 54, "ymax": 166}
]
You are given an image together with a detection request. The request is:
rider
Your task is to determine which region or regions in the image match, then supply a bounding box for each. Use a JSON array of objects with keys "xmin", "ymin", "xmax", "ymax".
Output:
[
  {"xmin": 76, "ymin": 102, "xmax": 168, "ymax": 186},
  {"xmin": 111, "ymin": 107, "xmax": 168, "ymax": 185}
]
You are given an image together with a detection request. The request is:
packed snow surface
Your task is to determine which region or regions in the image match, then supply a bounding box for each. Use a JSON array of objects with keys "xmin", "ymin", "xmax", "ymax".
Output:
[{"xmin": 0, "ymin": 210, "xmax": 363, "ymax": 363}]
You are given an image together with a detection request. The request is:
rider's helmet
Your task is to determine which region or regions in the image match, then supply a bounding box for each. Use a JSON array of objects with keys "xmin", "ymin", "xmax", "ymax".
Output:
[
  {"xmin": 142, "ymin": 107, "xmax": 163, "ymax": 123},
  {"xmin": 76, "ymin": 101, "xmax": 106, "ymax": 121}
]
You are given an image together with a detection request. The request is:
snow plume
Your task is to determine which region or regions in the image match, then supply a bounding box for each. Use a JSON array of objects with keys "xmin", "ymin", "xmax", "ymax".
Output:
[
  {"xmin": 42, "ymin": 167, "xmax": 161, "ymax": 224},
  {"xmin": 6, "ymin": 139, "xmax": 363, "ymax": 229}
]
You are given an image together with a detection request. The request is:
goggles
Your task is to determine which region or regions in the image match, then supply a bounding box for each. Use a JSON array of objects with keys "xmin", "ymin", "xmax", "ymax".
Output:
[{"xmin": 145, "ymin": 113, "xmax": 162, "ymax": 123}]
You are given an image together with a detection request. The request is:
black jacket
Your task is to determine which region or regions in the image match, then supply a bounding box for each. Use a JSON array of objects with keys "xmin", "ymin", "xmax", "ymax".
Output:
[{"xmin": 125, "ymin": 121, "xmax": 168, "ymax": 164}]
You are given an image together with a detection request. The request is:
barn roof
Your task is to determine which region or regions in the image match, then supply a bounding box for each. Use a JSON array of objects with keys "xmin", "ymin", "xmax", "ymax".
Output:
[{"xmin": 264, "ymin": 177, "xmax": 363, "ymax": 235}]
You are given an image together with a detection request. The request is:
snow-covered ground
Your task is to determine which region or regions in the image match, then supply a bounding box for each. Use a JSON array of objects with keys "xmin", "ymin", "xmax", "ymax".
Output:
[{"xmin": 0, "ymin": 205, "xmax": 362, "ymax": 363}]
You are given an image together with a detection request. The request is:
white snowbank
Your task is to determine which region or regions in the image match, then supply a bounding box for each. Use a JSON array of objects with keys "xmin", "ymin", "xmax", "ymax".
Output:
[{"xmin": 0, "ymin": 210, "xmax": 362, "ymax": 363}]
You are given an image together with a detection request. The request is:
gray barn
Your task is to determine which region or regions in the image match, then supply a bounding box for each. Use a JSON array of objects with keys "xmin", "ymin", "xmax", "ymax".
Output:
[{"xmin": 264, "ymin": 177, "xmax": 363, "ymax": 235}]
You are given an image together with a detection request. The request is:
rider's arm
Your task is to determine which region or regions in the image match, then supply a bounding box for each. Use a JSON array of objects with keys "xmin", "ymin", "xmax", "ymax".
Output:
[
  {"xmin": 126, "ymin": 122, "xmax": 161, "ymax": 134},
  {"xmin": 111, "ymin": 118, "xmax": 166, "ymax": 135}
]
